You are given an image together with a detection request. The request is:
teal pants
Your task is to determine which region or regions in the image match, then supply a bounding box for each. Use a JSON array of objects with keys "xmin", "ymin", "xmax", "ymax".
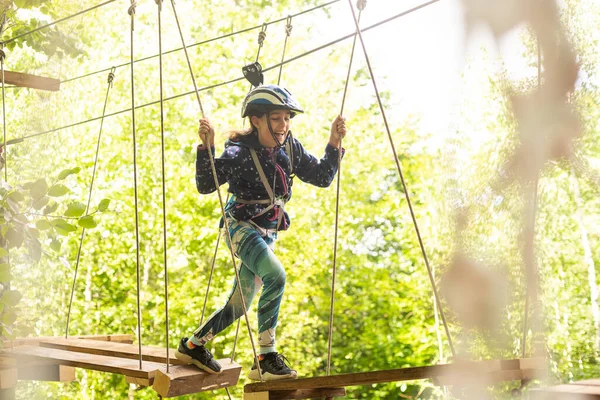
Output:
[{"xmin": 191, "ymin": 219, "xmax": 285, "ymax": 353}]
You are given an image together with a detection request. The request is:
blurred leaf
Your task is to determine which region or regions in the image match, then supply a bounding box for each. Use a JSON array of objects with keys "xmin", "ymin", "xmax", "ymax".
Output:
[
  {"xmin": 97, "ymin": 198, "xmax": 110, "ymax": 212},
  {"xmin": 35, "ymin": 219, "xmax": 52, "ymax": 230},
  {"xmin": 1, "ymin": 290, "xmax": 22, "ymax": 307},
  {"xmin": 64, "ymin": 202, "xmax": 86, "ymax": 218},
  {"xmin": 47, "ymin": 184, "xmax": 69, "ymax": 197},
  {"xmin": 58, "ymin": 167, "xmax": 81, "ymax": 180},
  {"xmin": 51, "ymin": 219, "xmax": 77, "ymax": 235},
  {"xmin": 43, "ymin": 202, "xmax": 59, "ymax": 215},
  {"xmin": 29, "ymin": 178, "xmax": 48, "ymax": 200},
  {"xmin": 0, "ymin": 248, "xmax": 7, "ymax": 258},
  {"xmin": 0, "ymin": 264, "xmax": 12, "ymax": 282},
  {"xmin": 2, "ymin": 309, "xmax": 17, "ymax": 326},
  {"xmin": 49, "ymin": 238, "xmax": 61, "ymax": 252},
  {"xmin": 78, "ymin": 215, "xmax": 97, "ymax": 229},
  {"xmin": 4, "ymin": 227, "xmax": 23, "ymax": 248},
  {"xmin": 32, "ymin": 195, "xmax": 49, "ymax": 210}
]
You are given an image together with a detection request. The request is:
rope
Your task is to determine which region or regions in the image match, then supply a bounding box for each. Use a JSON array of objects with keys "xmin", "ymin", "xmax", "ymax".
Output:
[
  {"xmin": 169, "ymin": 0, "xmax": 263, "ymax": 382},
  {"xmin": 65, "ymin": 67, "xmax": 116, "ymax": 339},
  {"xmin": 60, "ymin": 0, "xmax": 342, "ymax": 85},
  {"xmin": 2, "ymin": 0, "xmax": 119, "ymax": 45},
  {"xmin": 129, "ymin": 0, "xmax": 144, "ymax": 370},
  {"xmin": 345, "ymin": 0, "xmax": 455, "ymax": 357},
  {"xmin": 0, "ymin": 44, "xmax": 6, "ymax": 183},
  {"xmin": 5, "ymin": 0, "xmax": 443, "ymax": 147},
  {"xmin": 155, "ymin": 0, "xmax": 171, "ymax": 373},
  {"xmin": 326, "ymin": 0, "xmax": 364, "ymax": 377},
  {"xmin": 277, "ymin": 16, "xmax": 293, "ymax": 85}
]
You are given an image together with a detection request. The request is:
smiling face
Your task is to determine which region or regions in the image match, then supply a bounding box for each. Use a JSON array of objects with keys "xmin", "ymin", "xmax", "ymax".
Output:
[{"xmin": 251, "ymin": 109, "xmax": 291, "ymax": 148}]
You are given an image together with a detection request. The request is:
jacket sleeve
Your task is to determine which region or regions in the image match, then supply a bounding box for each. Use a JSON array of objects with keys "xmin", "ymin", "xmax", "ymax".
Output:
[
  {"xmin": 195, "ymin": 144, "xmax": 239, "ymax": 194},
  {"xmin": 292, "ymin": 139, "xmax": 345, "ymax": 188}
]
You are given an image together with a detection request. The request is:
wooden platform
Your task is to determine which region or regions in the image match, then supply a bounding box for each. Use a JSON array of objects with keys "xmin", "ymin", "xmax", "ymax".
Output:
[
  {"xmin": 4, "ymin": 345, "xmax": 164, "ymax": 380},
  {"xmin": 2, "ymin": 336, "xmax": 242, "ymax": 397},
  {"xmin": 153, "ymin": 359, "xmax": 242, "ymax": 398},
  {"xmin": 531, "ymin": 378, "xmax": 600, "ymax": 399},
  {"xmin": 244, "ymin": 358, "xmax": 546, "ymax": 399},
  {"xmin": 37, "ymin": 338, "xmax": 185, "ymax": 365}
]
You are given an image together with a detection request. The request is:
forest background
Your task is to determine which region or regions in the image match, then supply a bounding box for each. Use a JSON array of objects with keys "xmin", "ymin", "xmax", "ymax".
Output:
[{"xmin": 1, "ymin": 0, "xmax": 600, "ymax": 399}]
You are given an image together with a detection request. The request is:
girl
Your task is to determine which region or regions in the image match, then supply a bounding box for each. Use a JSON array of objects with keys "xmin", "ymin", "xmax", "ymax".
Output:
[{"xmin": 175, "ymin": 84, "xmax": 347, "ymax": 381}]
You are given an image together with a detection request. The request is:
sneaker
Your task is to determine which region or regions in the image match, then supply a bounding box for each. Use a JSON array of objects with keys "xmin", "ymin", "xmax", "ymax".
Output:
[
  {"xmin": 174, "ymin": 337, "xmax": 222, "ymax": 374},
  {"xmin": 247, "ymin": 352, "xmax": 298, "ymax": 381}
]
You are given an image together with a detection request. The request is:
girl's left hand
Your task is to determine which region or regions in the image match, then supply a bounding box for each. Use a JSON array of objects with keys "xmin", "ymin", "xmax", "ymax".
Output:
[{"xmin": 329, "ymin": 114, "xmax": 347, "ymax": 148}]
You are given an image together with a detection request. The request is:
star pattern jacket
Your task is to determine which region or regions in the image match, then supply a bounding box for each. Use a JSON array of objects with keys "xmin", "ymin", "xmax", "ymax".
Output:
[{"xmin": 196, "ymin": 130, "xmax": 344, "ymax": 230}]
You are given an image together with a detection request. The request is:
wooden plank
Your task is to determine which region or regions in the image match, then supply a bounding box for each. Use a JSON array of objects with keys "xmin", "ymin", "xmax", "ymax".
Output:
[
  {"xmin": 0, "ymin": 367, "xmax": 17, "ymax": 389},
  {"xmin": 18, "ymin": 364, "xmax": 75, "ymax": 382},
  {"xmin": 434, "ymin": 368, "xmax": 544, "ymax": 386},
  {"xmin": 5, "ymin": 345, "xmax": 163, "ymax": 379},
  {"xmin": 530, "ymin": 384, "xmax": 600, "ymax": 399},
  {"xmin": 38, "ymin": 338, "xmax": 185, "ymax": 365},
  {"xmin": 244, "ymin": 358, "xmax": 541, "ymax": 393},
  {"xmin": 269, "ymin": 388, "xmax": 346, "ymax": 399},
  {"xmin": 573, "ymin": 380, "xmax": 600, "ymax": 387},
  {"xmin": 152, "ymin": 359, "xmax": 241, "ymax": 398},
  {"xmin": 11, "ymin": 334, "xmax": 133, "ymax": 347},
  {"xmin": 1, "ymin": 70, "xmax": 60, "ymax": 91}
]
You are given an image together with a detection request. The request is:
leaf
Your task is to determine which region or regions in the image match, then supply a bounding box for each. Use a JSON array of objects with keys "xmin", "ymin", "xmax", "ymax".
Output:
[
  {"xmin": 47, "ymin": 184, "xmax": 69, "ymax": 197},
  {"xmin": 64, "ymin": 202, "xmax": 86, "ymax": 218},
  {"xmin": 7, "ymin": 191, "xmax": 25, "ymax": 203},
  {"xmin": 32, "ymin": 195, "xmax": 49, "ymax": 210},
  {"xmin": 50, "ymin": 238, "xmax": 61, "ymax": 252},
  {"xmin": 35, "ymin": 219, "xmax": 52, "ymax": 231},
  {"xmin": 29, "ymin": 238, "xmax": 42, "ymax": 262},
  {"xmin": 43, "ymin": 202, "xmax": 59, "ymax": 215},
  {"xmin": 78, "ymin": 215, "xmax": 97, "ymax": 229},
  {"xmin": 4, "ymin": 227, "xmax": 23, "ymax": 249},
  {"xmin": 51, "ymin": 219, "xmax": 77, "ymax": 235},
  {"xmin": 1, "ymin": 290, "xmax": 22, "ymax": 307},
  {"xmin": 97, "ymin": 198, "xmax": 110, "ymax": 212},
  {"xmin": 0, "ymin": 248, "xmax": 7, "ymax": 258},
  {"xmin": 29, "ymin": 178, "xmax": 48, "ymax": 200},
  {"xmin": 2, "ymin": 309, "xmax": 17, "ymax": 326},
  {"xmin": 58, "ymin": 167, "xmax": 81, "ymax": 180}
]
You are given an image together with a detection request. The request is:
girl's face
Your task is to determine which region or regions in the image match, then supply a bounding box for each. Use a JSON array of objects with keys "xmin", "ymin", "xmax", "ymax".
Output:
[{"xmin": 252, "ymin": 110, "xmax": 291, "ymax": 148}]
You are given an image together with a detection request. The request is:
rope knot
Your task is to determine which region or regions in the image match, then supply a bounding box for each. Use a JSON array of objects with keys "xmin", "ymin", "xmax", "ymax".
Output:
[
  {"xmin": 107, "ymin": 67, "xmax": 116, "ymax": 86},
  {"xmin": 155, "ymin": 0, "xmax": 162, "ymax": 10},
  {"xmin": 128, "ymin": 0, "xmax": 137, "ymax": 16},
  {"xmin": 285, "ymin": 16, "xmax": 293, "ymax": 36},
  {"xmin": 258, "ymin": 23, "xmax": 267, "ymax": 46},
  {"xmin": 357, "ymin": 0, "xmax": 367, "ymax": 10}
]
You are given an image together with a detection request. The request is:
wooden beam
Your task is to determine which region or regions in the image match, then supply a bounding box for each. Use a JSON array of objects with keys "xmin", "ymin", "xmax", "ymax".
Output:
[
  {"xmin": 5, "ymin": 345, "xmax": 163, "ymax": 379},
  {"xmin": 126, "ymin": 376, "xmax": 152, "ymax": 387},
  {"xmin": 12, "ymin": 334, "xmax": 133, "ymax": 347},
  {"xmin": 38, "ymin": 338, "xmax": 185, "ymax": 365},
  {"xmin": 1, "ymin": 70, "xmax": 60, "ymax": 91},
  {"xmin": 152, "ymin": 359, "xmax": 241, "ymax": 398},
  {"xmin": 244, "ymin": 358, "xmax": 546, "ymax": 393},
  {"xmin": 269, "ymin": 388, "xmax": 346, "ymax": 399},
  {"xmin": 18, "ymin": 364, "xmax": 75, "ymax": 382}
]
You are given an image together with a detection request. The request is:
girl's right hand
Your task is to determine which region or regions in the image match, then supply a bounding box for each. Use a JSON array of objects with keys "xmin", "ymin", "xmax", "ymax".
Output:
[{"xmin": 198, "ymin": 118, "xmax": 215, "ymax": 147}]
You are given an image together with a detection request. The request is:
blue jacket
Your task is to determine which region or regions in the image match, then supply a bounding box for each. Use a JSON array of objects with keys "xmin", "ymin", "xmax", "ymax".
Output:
[{"xmin": 196, "ymin": 130, "xmax": 344, "ymax": 230}]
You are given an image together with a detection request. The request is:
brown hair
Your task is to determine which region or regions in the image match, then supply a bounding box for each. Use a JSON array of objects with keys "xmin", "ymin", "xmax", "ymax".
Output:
[{"xmin": 227, "ymin": 110, "xmax": 266, "ymax": 141}]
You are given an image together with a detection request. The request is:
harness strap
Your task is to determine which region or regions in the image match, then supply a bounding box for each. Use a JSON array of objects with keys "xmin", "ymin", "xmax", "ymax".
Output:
[
  {"xmin": 285, "ymin": 133, "xmax": 294, "ymax": 176},
  {"xmin": 250, "ymin": 148, "xmax": 275, "ymax": 202}
]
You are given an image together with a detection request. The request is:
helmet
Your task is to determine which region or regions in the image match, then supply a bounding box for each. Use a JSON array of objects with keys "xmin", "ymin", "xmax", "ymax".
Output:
[{"xmin": 241, "ymin": 84, "xmax": 304, "ymax": 118}]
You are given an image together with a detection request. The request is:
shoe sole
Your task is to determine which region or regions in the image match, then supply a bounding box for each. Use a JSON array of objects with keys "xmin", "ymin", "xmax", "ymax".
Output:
[
  {"xmin": 247, "ymin": 369, "xmax": 298, "ymax": 381},
  {"xmin": 174, "ymin": 350, "xmax": 222, "ymax": 375}
]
